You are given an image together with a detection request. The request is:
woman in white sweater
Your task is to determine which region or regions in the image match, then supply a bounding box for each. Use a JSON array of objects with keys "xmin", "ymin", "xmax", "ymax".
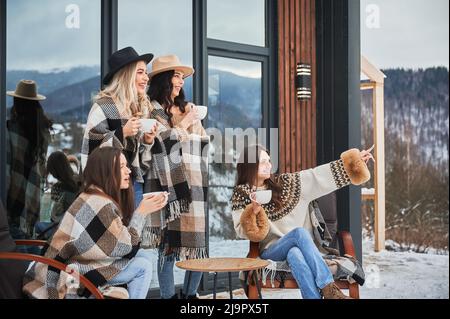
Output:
[{"xmin": 231, "ymin": 145, "xmax": 373, "ymax": 299}]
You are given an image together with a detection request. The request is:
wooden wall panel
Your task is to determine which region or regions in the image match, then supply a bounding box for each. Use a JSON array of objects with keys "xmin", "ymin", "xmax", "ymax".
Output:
[{"xmin": 278, "ymin": 0, "xmax": 316, "ymax": 173}]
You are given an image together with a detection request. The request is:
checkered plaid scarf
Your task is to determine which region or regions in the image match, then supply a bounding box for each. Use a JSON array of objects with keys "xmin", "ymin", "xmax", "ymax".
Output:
[
  {"xmin": 140, "ymin": 101, "xmax": 209, "ymax": 261},
  {"xmin": 6, "ymin": 121, "xmax": 49, "ymax": 237},
  {"xmin": 143, "ymin": 129, "xmax": 192, "ymax": 224},
  {"xmin": 23, "ymin": 192, "xmax": 145, "ymax": 299},
  {"xmin": 81, "ymin": 97, "xmax": 144, "ymax": 182}
]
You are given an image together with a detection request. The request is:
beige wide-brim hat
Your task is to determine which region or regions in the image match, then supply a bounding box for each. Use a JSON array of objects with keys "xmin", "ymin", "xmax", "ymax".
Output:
[
  {"xmin": 7, "ymin": 79, "xmax": 46, "ymax": 101},
  {"xmin": 148, "ymin": 55, "xmax": 195, "ymax": 80}
]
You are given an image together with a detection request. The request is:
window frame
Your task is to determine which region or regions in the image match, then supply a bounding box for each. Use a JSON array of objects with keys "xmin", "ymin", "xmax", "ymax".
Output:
[{"xmin": 1, "ymin": 0, "xmax": 6, "ymax": 205}]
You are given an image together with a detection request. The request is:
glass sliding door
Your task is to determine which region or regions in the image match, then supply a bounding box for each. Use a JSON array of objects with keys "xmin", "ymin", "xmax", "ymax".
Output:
[
  {"xmin": 207, "ymin": 56, "xmax": 262, "ymax": 251},
  {"xmin": 205, "ymin": 0, "xmax": 273, "ymax": 262}
]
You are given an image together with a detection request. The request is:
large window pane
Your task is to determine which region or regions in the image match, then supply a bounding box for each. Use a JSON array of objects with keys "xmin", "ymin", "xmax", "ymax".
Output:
[
  {"xmin": 7, "ymin": 0, "xmax": 100, "ymax": 144},
  {"xmin": 118, "ymin": 0, "xmax": 193, "ymax": 99},
  {"xmin": 208, "ymin": 56, "xmax": 262, "ymax": 243},
  {"xmin": 207, "ymin": 0, "xmax": 265, "ymax": 46},
  {"xmin": 6, "ymin": 0, "xmax": 100, "ymax": 239}
]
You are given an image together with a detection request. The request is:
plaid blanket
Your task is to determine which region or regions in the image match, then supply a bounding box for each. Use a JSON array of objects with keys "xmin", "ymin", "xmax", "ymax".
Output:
[
  {"xmin": 23, "ymin": 192, "xmax": 146, "ymax": 299},
  {"xmin": 81, "ymin": 97, "xmax": 144, "ymax": 182},
  {"xmin": 49, "ymin": 182, "xmax": 79, "ymax": 223},
  {"xmin": 6, "ymin": 121, "xmax": 49, "ymax": 238},
  {"xmin": 140, "ymin": 101, "xmax": 209, "ymax": 261}
]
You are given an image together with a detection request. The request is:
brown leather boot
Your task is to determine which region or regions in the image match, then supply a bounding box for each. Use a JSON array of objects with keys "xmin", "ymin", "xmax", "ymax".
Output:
[{"xmin": 320, "ymin": 282, "xmax": 353, "ymax": 299}]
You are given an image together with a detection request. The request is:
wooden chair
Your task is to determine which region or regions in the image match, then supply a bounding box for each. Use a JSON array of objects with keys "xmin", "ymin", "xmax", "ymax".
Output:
[
  {"xmin": 0, "ymin": 203, "xmax": 123, "ymax": 299},
  {"xmin": 0, "ymin": 239, "xmax": 105, "ymax": 299},
  {"xmin": 244, "ymin": 193, "xmax": 360, "ymax": 299}
]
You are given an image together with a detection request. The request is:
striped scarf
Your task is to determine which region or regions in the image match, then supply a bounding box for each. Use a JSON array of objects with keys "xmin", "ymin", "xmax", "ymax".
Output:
[{"xmin": 140, "ymin": 101, "xmax": 210, "ymax": 261}]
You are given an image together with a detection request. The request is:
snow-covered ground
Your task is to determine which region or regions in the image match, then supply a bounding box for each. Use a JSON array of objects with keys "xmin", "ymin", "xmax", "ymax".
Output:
[
  {"xmin": 150, "ymin": 237, "xmax": 449, "ymax": 299},
  {"xmin": 359, "ymin": 238, "xmax": 448, "ymax": 299}
]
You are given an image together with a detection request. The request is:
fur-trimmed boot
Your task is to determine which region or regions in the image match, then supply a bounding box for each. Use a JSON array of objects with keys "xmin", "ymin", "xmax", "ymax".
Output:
[{"xmin": 320, "ymin": 282, "xmax": 353, "ymax": 299}]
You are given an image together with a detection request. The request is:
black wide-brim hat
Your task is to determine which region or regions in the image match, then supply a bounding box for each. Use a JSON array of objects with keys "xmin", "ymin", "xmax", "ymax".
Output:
[{"xmin": 103, "ymin": 46, "xmax": 154, "ymax": 85}]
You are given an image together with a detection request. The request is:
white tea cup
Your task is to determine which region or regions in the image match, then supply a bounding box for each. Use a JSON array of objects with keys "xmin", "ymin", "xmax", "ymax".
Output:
[
  {"xmin": 143, "ymin": 191, "xmax": 169, "ymax": 202},
  {"xmin": 140, "ymin": 119, "xmax": 158, "ymax": 133},
  {"xmin": 250, "ymin": 190, "xmax": 272, "ymax": 205},
  {"xmin": 193, "ymin": 105, "xmax": 208, "ymax": 120}
]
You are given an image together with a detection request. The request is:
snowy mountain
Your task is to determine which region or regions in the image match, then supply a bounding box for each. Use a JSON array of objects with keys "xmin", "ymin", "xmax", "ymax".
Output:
[{"xmin": 362, "ymin": 67, "xmax": 449, "ymax": 166}]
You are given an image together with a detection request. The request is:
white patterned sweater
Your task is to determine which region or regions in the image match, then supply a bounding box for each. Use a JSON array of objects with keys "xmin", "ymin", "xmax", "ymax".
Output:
[{"xmin": 231, "ymin": 149, "xmax": 370, "ymax": 253}]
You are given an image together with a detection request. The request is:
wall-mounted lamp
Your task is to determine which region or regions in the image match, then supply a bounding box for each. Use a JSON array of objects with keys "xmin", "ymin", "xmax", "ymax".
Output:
[{"xmin": 296, "ymin": 63, "xmax": 312, "ymax": 100}]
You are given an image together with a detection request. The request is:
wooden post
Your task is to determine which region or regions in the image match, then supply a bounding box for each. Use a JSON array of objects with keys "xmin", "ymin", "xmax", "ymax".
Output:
[
  {"xmin": 361, "ymin": 56, "xmax": 386, "ymax": 252},
  {"xmin": 373, "ymin": 83, "xmax": 386, "ymax": 252}
]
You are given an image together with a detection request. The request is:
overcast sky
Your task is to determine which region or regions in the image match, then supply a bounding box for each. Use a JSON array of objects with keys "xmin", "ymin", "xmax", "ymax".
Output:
[
  {"xmin": 6, "ymin": 0, "xmax": 101, "ymax": 71},
  {"xmin": 4, "ymin": 0, "xmax": 449, "ymax": 72},
  {"xmin": 361, "ymin": 0, "xmax": 449, "ymax": 69}
]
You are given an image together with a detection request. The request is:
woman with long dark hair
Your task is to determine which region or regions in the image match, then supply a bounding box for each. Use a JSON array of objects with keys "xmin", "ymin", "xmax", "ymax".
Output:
[
  {"xmin": 6, "ymin": 80, "xmax": 53, "ymax": 239},
  {"xmin": 146, "ymin": 55, "xmax": 205, "ymax": 136},
  {"xmin": 35, "ymin": 151, "xmax": 81, "ymax": 239},
  {"xmin": 23, "ymin": 147, "xmax": 168, "ymax": 299},
  {"xmin": 141, "ymin": 55, "xmax": 209, "ymax": 299},
  {"xmin": 232, "ymin": 145, "xmax": 374, "ymax": 299}
]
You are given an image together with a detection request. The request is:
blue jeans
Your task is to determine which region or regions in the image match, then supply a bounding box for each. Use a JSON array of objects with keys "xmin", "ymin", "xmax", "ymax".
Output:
[
  {"xmin": 35, "ymin": 221, "xmax": 57, "ymax": 240},
  {"xmin": 157, "ymin": 253, "xmax": 203, "ymax": 298},
  {"xmin": 133, "ymin": 180, "xmax": 144, "ymax": 209},
  {"xmin": 107, "ymin": 248, "xmax": 154, "ymax": 299},
  {"xmin": 260, "ymin": 227, "xmax": 334, "ymax": 299}
]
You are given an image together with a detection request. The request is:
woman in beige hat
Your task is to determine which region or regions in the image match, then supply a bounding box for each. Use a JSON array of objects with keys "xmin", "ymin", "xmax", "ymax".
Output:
[
  {"xmin": 147, "ymin": 54, "xmax": 205, "ymax": 135},
  {"xmin": 142, "ymin": 55, "xmax": 209, "ymax": 299},
  {"xmin": 6, "ymin": 80, "xmax": 53, "ymax": 242}
]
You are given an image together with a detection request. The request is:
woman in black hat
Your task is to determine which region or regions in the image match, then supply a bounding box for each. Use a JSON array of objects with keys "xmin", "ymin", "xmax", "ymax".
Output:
[{"xmin": 81, "ymin": 47, "xmax": 158, "ymax": 204}]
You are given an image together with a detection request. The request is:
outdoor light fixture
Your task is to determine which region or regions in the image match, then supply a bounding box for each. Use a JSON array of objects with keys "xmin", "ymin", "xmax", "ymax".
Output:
[{"xmin": 296, "ymin": 63, "xmax": 312, "ymax": 100}]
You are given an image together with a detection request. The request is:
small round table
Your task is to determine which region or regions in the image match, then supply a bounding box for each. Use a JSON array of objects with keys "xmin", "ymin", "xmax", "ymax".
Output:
[{"xmin": 176, "ymin": 257, "xmax": 269, "ymax": 299}]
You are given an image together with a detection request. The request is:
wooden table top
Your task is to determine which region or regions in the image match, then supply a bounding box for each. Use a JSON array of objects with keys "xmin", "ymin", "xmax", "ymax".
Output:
[{"xmin": 176, "ymin": 257, "xmax": 270, "ymax": 272}]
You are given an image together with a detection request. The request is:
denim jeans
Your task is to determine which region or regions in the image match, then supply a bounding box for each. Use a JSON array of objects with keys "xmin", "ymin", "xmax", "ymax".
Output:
[
  {"xmin": 107, "ymin": 248, "xmax": 154, "ymax": 299},
  {"xmin": 157, "ymin": 253, "xmax": 203, "ymax": 298},
  {"xmin": 133, "ymin": 180, "xmax": 144, "ymax": 209},
  {"xmin": 260, "ymin": 227, "xmax": 334, "ymax": 299},
  {"xmin": 35, "ymin": 221, "xmax": 57, "ymax": 240}
]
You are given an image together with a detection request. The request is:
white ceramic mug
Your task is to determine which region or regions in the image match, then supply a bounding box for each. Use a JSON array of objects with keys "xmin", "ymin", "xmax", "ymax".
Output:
[
  {"xmin": 193, "ymin": 105, "xmax": 208, "ymax": 120},
  {"xmin": 143, "ymin": 191, "xmax": 169, "ymax": 202},
  {"xmin": 250, "ymin": 190, "xmax": 272, "ymax": 205},
  {"xmin": 140, "ymin": 119, "xmax": 158, "ymax": 133}
]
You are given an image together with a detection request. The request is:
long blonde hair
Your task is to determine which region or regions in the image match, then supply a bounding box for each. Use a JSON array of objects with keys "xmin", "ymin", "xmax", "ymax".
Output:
[{"xmin": 95, "ymin": 61, "xmax": 149, "ymax": 117}]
